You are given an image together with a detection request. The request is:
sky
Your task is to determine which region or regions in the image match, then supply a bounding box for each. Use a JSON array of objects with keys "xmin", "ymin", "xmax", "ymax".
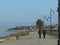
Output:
[{"xmin": 0, "ymin": 0, "xmax": 58, "ymax": 30}]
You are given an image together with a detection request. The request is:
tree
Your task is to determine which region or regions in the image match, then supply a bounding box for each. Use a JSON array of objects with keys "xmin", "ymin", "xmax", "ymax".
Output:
[{"xmin": 36, "ymin": 19, "xmax": 43, "ymax": 29}]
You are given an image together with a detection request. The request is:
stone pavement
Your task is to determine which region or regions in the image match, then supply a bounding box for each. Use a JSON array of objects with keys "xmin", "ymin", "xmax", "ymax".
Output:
[{"xmin": 0, "ymin": 32, "xmax": 58, "ymax": 45}]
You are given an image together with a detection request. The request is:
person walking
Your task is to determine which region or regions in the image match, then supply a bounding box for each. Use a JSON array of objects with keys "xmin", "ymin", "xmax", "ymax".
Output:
[
  {"xmin": 43, "ymin": 30, "xmax": 46, "ymax": 39},
  {"xmin": 38, "ymin": 28, "xmax": 41, "ymax": 38}
]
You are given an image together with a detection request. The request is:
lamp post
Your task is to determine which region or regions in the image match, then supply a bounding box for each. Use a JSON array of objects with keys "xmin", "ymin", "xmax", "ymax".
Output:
[
  {"xmin": 50, "ymin": 8, "xmax": 52, "ymax": 34},
  {"xmin": 58, "ymin": 0, "xmax": 60, "ymax": 45},
  {"xmin": 50, "ymin": 8, "xmax": 55, "ymax": 34}
]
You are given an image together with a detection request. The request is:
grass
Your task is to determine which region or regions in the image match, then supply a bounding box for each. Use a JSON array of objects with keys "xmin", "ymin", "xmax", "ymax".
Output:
[
  {"xmin": 0, "ymin": 41, "xmax": 5, "ymax": 43},
  {"xmin": 19, "ymin": 31, "xmax": 30, "ymax": 36},
  {"xmin": 46, "ymin": 30, "xmax": 58, "ymax": 36}
]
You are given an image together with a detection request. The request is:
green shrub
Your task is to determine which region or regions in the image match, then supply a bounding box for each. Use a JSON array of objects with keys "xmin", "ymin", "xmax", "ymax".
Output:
[
  {"xmin": 19, "ymin": 32, "xmax": 30, "ymax": 36},
  {"xmin": 46, "ymin": 30, "xmax": 58, "ymax": 36}
]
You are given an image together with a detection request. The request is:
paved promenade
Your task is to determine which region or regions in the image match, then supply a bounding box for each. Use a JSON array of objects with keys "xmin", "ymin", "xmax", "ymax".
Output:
[{"xmin": 0, "ymin": 32, "xmax": 58, "ymax": 45}]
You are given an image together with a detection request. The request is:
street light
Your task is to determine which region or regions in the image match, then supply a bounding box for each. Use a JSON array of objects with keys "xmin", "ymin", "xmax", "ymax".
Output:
[{"xmin": 50, "ymin": 8, "xmax": 55, "ymax": 34}]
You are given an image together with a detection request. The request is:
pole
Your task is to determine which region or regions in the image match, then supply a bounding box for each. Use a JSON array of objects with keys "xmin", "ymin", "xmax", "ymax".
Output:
[
  {"xmin": 50, "ymin": 8, "xmax": 52, "ymax": 34},
  {"xmin": 58, "ymin": 0, "xmax": 60, "ymax": 45},
  {"xmin": 43, "ymin": 16, "xmax": 45, "ymax": 30},
  {"xmin": 43, "ymin": 16, "xmax": 45, "ymax": 28}
]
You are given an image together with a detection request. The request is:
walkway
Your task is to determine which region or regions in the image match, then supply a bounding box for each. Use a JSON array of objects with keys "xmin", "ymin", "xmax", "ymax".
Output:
[{"xmin": 0, "ymin": 32, "xmax": 58, "ymax": 45}]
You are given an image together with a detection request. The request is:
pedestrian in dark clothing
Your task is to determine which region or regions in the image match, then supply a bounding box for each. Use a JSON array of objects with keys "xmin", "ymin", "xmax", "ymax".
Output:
[
  {"xmin": 38, "ymin": 29, "xmax": 41, "ymax": 38},
  {"xmin": 43, "ymin": 30, "xmax": 46, "ymax": 39}
]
